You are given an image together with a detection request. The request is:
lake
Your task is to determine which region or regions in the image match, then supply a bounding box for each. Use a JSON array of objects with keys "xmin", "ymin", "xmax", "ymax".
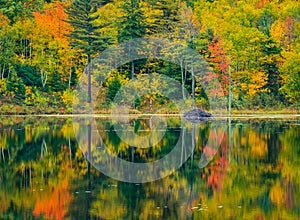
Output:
[{"xmin": 0, "ymin": 116, "xmax": 299, "ymax": 219}]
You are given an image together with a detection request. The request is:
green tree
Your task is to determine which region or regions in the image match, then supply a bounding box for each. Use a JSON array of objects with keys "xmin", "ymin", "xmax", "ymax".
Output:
[
  {"xmin": 117, "ymin": 0, "xmax": 146, "ymax": 79},
  {"xmin": 106, "ymin": 74, "xmax": 122, "ymax": 103},
  {"xmin": 146, "ymin": 0, "xmax": 181, "ymax": 37},
  {"xmin": 0, "ymin": 13, "xmax": 16, "ymax": 80},
  {"xmin": 279, "ymin": 44, "xmax": 300, "ymax": 107},
  {"xmin": 259, "ymin": 38, "xmax": 284, "ymax": 106},
  {"xmin": 66, "ymin": 0, "xmax": 112, "ymax": 103},
  {"xmin": 6, "ymin": 69, "xmax": 25, "ymax": 101},
  {"xmin": 0, "ymin": 0, "xmax": 44, "ymax": 22}
]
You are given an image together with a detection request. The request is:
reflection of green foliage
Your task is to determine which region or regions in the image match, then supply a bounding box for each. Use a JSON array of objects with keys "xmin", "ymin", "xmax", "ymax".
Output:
[{"xmin": 0, "ymin": 117, "xmax": 300, "ymax": 219}]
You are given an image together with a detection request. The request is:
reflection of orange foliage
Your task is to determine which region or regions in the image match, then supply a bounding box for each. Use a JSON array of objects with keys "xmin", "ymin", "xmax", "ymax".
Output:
[
  {"xmin": 33, "ymin": 179, "xmax": 71, "ymax": 220},
  {"xmin": 206, "ymin": 133, "xmax": 228, "ymax": 191},
  {"xmin": 202, "ymin": 144, "xmax": 216, "ymax": 158},
  {"xmin": 203, "ymin": 129, "xmax": 226, "ymax": 158}
]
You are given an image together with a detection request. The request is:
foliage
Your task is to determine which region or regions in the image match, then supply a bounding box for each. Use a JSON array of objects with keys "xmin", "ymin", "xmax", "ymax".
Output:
[
  {"xmin": 0, "ymin": 0, "xmax": 300, "ymax": 113},
  {"xmin": 66, "ymin": 0, "xmax": 112, "ymax": 102},
  {"xmin": 279, "ymin": 44, "xmax": 300, "ymax": 105},
  {"xmin": 24, "ymin": 86, "xmax": 49, "ymax": 107},
  {"xmin": 61, "ymin": 89, "xmax": 79, "ymax": 112},
  {"xmin": 6, "ymin": 69, "xmax": 25, "ymax": 101}
]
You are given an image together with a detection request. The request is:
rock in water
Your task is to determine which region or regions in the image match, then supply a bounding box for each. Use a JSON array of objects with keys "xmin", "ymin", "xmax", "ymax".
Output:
[{"xmin": 183, "ymin": 108, "xmax": 212, "ymax": 124}]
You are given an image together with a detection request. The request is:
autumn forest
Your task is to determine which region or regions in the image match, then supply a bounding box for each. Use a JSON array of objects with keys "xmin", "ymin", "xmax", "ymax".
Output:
[
  {"xmin": 0, "ymin": 0, "xmax": 299, "ymax": 114},
  {"xmin": 1, "ymin": 1, "xmax": 300, "ymax": 219}
]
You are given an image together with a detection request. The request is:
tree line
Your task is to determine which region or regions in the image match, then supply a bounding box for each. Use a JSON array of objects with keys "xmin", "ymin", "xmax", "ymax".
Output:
[{"xmin": 0, "ymin": 0, "xmax": 299, "ymax": 113}]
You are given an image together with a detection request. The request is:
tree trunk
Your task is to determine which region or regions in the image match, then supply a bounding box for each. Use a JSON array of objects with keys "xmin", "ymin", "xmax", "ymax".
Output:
[
  {"xmin": 184, "ymin": 63, "xmax": 187, "ymax": 81},
  {"xmin": 191, "ymin": 66, "xmax": 195, "ymax": 108},
  {"xmin": 1, "ymin": 64, "xmax": 5, "ymax": 80},
  {"xmin": 40, "ymin": 67, "xmax": 47, "ymax": 88},
  {"xmin": 7, "ymin": 66, "xmax": 10, "ymax": 79},
  {"xmin": 69, "ymin": 61, "xmax": 72, "ymax": 90},
  {"xmin": 87, "ymin": 54, "xmax": 92, "ymax": 103},
  {"xmin": 180, "ymin": 60, "xmax": 185, "ymax": 99},
  {"xmin": 1, "ymin": 148, "xmax": 4, "ymax": 163},
  {"xmin": 29, "ymin": 39, "xmax": 32, "ymax": 61}
]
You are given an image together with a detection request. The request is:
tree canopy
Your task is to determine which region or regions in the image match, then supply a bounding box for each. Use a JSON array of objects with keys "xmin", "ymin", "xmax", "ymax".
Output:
[{"xmin": 0, "ymin": 0, "xmax": 299, "ymax": 113}]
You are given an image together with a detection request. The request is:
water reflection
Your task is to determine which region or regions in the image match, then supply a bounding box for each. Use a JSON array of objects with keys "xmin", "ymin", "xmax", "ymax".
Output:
[
  {"xmin": 73, "ymin": 116, "xmax": 226, "ymax": 183},
  {"xmin": 0, "ymin": 116, "xmax": 299, "ymax": 219}
]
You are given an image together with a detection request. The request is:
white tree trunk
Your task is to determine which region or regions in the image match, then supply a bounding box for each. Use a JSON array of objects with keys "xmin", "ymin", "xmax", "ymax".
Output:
[
  {"xmin": 40, "ymin": 67, "xmax": 47, "ymax": 88},
  {"xmin": 1, "ymin": 64, "xmax": 5, "ymax": 80}
]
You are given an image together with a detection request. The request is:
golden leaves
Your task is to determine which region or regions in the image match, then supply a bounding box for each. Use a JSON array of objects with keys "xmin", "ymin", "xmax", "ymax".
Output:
[{"xmin": 238, "ymin": 69, "xmax": 269, "ymax": 99}]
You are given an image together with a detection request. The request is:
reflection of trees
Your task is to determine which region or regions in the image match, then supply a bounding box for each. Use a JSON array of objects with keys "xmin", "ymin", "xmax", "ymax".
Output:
[
  {"xmin": 33, "ymin": 178, "xmax": 71, "ymax": 220},
  {"xmin": 84, "ymin": 119, "xmax": 300, "ymax": 219},
  {"xmin": 206, "ymin": 119, "xmax": 300, "ymax": 219},
  {"xmin": 0, "ymin": 117, "xmax": 300, "ymax": 219},
  {"xmin": 92, "ymin": 117, "xmax": 204, "ymax": 163},
  {"xmin": 0, "ymin": 117, "xmax": 82, "ymax": 219}
]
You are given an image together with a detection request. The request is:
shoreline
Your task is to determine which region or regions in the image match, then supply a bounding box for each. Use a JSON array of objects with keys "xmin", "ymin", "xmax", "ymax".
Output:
[{"xmin": 1, "ymin": 113, "xmax": 300, "ymax": 118}]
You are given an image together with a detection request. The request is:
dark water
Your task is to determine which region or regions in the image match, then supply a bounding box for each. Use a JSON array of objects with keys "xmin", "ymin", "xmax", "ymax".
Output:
[{"xmin": 0, "ymin": 116, "xmax": 299, "ymax": 219}]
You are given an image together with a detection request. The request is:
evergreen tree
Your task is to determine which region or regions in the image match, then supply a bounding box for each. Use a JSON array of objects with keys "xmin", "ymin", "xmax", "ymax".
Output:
[
  {"xmin": 66, "ymin": 0, "xmax": 112, "ymax": 103},
  {"xmin": 117, "ymin": 0, "xmax": 146, "ymax": 79},
  {"xmin": 15, "ymin": 64, "xmax": 41, "ymax": 87},
  {"xmin": 260, "ymin": 38, "xmax": 284, "ymax": 105},
  {"xmin": 106, "ymin": 75, "xmax": 121, "ymax": 102},
  {"xmin": 7, "ymin": 69, "xmax": 25, "ymax": 102},
  {"xmin": 147, "ymin": 0, "xmax": 181, "ymax": 37},
  {"xmin": 118, "ymin": 0, "xmax": 146, "ymax": 42}
]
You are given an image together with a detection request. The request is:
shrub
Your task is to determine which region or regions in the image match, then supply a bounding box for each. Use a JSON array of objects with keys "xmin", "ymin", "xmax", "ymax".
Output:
[{"xmin": 61, "ymin": 89, "xmax": 79, "ymax": 112}]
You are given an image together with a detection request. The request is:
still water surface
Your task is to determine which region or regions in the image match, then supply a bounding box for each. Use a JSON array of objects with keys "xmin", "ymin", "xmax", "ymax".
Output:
[{"xmin": 0, "ymin": 116, "xmax": 299, "ymax": 219}]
